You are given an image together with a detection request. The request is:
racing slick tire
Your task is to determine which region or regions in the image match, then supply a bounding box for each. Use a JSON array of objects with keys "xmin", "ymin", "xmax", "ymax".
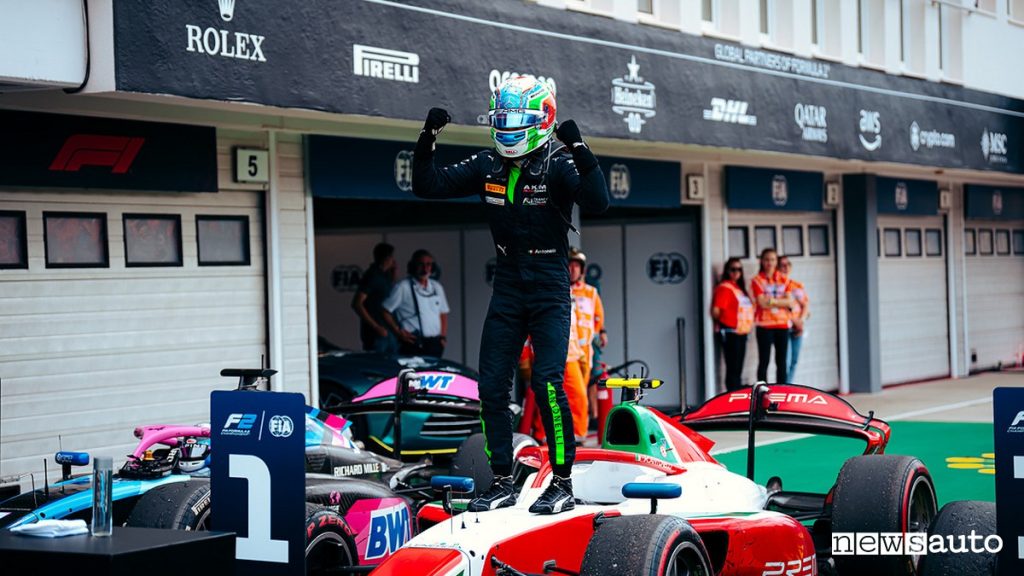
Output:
[
  {"xmin": 450, "ymin": 432, "xmax": 537, "ymax": 493},
  {"xmin": 831, "ymin": 455, "xmax": 937, "ymax": 576},
  {"xmin": 579, "ymin": 515, "xmax": 713, "ymax": 576},
  {"xmin": 304, "ymin": 503, "xmax": 359, "ymax": 576},
  {"xmin": 919, "ymin": 500, "xmax": 997, "ymax": 576},
  {"xmin": 125, "ymin": 480, "xmax": 211, "ymax": 531}
]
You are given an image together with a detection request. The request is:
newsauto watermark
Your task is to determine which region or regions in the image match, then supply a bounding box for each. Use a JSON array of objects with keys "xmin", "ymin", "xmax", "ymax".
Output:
[{"xmin": 832, "ymin": 532, "xmax": 1003, "ymax": 555}]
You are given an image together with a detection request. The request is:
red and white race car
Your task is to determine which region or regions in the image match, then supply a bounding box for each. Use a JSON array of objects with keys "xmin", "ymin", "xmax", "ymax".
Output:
[{"xmin": 369, "ymin": 380, "xmax": 992, "ymax": 576}]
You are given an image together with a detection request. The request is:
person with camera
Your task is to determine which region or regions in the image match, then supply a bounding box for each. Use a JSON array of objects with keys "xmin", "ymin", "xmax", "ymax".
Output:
[{"xmin": 381, "ymin": 249, "xmax": 449, "ymax": 357}]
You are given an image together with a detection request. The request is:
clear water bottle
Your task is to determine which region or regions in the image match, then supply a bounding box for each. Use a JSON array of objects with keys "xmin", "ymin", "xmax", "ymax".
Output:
[{"xmin": 91, "ymin": 456, "xmax": 113, "ymax": 537}]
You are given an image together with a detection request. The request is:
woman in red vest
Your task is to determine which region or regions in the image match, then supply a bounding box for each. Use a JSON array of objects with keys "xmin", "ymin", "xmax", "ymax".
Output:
[
  {"xmin": 751, "ymin": 248, "xmax": 794, "ymax": 384},
  {"xmin": 711, "ymin": 257, "xmax": 754, "ymax": 391}
]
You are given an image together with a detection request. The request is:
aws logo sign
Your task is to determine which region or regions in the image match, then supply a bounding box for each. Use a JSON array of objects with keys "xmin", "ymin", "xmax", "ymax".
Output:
[
  {"xmin": 412, "ymin": 374, "xmax": 455, "ymax": 391},
  {"xmin": 365, "ymin": 503, "xmax": 412, "ymax": 559}
]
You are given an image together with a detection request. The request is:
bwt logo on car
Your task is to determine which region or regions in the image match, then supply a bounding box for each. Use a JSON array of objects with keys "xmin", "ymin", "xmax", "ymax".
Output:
[
  {"xmin": 365, "ymin": 503, "xmax": 412, "ymax": 560},
  {"xmin": 223, "ymin": 413, "xmax": 258, "ymax": 436},
  {"xmin": 648, "ymin": 252, "xmax": 688, "ymax": 285},
  {"xmin": 414, "ymin": 374, "xmax": 455, "ymax": 391}
]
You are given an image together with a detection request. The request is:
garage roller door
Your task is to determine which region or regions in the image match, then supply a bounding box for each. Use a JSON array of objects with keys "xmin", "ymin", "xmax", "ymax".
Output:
[
  {"xmin": 964, "ymin": 222, "xmax": 1024, "ymax": 371},
  {"xmin": 877, "ymin": 216, "xmax": 949, "ymax": 384}
]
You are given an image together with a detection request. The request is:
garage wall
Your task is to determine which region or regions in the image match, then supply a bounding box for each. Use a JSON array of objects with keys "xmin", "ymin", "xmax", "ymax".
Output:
[
  {"xmin": 964, "ymin": 219, "xmax": 1024, "ymax": 371},
  {"xmin": 0, "ymin": 130, "xmax": 307, "ymax": 486}
]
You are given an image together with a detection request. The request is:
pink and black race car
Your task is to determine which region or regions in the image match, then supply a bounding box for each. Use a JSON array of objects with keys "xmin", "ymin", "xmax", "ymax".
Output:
[{"xmin": 369, "ymin": 380, "xmax": 995, "ymax": 576}]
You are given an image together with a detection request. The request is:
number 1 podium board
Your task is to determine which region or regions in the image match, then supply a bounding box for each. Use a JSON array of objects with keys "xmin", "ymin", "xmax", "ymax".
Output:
[{"xmin": 211, "ymin": 390, "xmax": 305, "ymax": 576}]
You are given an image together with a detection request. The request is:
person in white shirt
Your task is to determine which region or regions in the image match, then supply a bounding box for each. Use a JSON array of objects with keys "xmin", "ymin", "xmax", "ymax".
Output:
[{"xmin": 381, "ymin": 249, "xmax": 450, "ymax": 357}]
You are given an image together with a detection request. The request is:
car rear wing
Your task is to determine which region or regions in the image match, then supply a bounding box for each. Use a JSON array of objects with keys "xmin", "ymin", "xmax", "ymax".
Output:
[{"xmin": 678, "ymin": 384, "xmax": 891, "ymax": 456}]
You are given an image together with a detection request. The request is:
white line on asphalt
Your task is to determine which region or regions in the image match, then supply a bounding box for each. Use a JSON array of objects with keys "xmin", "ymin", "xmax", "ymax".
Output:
[{"xmin": 710, "ymin": 396, "xmax": 993, "ymax": 455}]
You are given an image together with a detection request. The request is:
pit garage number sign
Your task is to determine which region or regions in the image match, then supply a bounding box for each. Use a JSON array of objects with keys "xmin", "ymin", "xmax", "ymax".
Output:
[
  {"xmin": 235, "ymin": 148, "xmax": 270, "ymax": 184},
  {"xmin": 212, "ymin": 390, "xmax": 305, "ymax": 576}
]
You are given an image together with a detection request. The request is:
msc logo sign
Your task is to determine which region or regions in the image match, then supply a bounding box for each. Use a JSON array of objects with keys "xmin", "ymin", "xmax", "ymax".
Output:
[
  {"xmin": 49, "ymin": 135, "xmax": 145, "ymax": 174},
  {"xmin": 647, "ymin": 252, "xmax": 688, "ymax": 285},
  {"xmin": 365, "ymin": 503, "xmax": 412, "ymax": 560},
  {"xmin": 223, "ymin": 413, "xmax": 257, "ymax": 436},
  {"xmin": 413, "ymin": 374, "xmax": 455, "ymax": 391}
]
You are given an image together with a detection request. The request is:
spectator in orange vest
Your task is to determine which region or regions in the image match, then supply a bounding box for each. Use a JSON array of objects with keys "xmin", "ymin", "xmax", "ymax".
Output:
[
  {"xmin": 779, "ymin": 256, "xmax": 810, "ymax": 382},
  {"xmin": 751, "ymin": 248, "xmax": 794, "ymax": 384},
  {"xmin": 711, "ymin": 257, "xmax": 754, "ymax": 391},
  {"xmin": 569, "ymin": 249, "xmax": 606, "ymax": 420}
]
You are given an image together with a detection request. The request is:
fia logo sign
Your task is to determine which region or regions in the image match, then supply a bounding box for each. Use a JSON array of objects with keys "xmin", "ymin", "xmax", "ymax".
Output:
[
  {"xmin": 394, "ymin": 150, "xmax": 414, "ymax": 192},
  {"xmin": 365, "ymin": 503, "xmax": 412, "ymax": 559},
  {"xmin": 858, "ymin": 110, "xmax": 882, "ymax": 151},
  {"xmin": 895, "ymin": 182, "xmax": 909, "ymax": 211},
  {"xmin": 771, "ymin": 175, "xmax": 788, "ymax": 207},
  {"xmin": 647, "ymin": 253, "xmax": 688, "ymax": 285},
  {"xmin": 268, "ymin": 415, "xmax": 293, "ymax": 438},
  {"xmin": 332, "ymin": 265, "xmax": 363, "ymax": 293},
  {"xmin": 611, "ymin": 56, "xmax": 657, "ymax": 134},
  {"xmin": 609, "ymin": 164, "xmax": 631, "ymax": 200}
]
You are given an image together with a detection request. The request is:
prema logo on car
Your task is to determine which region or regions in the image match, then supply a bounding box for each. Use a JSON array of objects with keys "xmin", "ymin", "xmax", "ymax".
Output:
[
  {"xmin": 703, "ymin": 98, "xmax": 757, "ymax": 126},
  {"xmin": 353, "ymin": 44, "xmax": 419, "ymax": 83},
  {"xmin": 794, "ymin": 104, "xmax": 828, "ymax": 142},
  {"xmin": 185, "ymin": 0, "xmax": 266, "ymax": 62},
  {"xmin": 981, "ymin": 129, "xmax": 1008, "ymax": 164},
  {"xmin": 611, "ymin": 55, "xmax": 657, "ymax": 134},
  {"xmin": 728, "ymin": 392, "xmax": 828, "ymax": 405},
  {"xmin": 858, "ymin": 110, "xmax": 882, "ymax": 151}
]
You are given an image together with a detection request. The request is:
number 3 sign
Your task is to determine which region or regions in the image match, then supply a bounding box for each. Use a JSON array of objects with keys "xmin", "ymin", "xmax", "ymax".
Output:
[{"xmin": 212, "ymin": 390, "xmax": 305, "ymax": 576}]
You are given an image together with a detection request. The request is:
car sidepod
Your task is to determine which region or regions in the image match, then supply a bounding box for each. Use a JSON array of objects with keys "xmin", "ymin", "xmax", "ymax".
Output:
[{"xmin": 688, "ymin": 512, "xmax": 817, "ymax": 576}]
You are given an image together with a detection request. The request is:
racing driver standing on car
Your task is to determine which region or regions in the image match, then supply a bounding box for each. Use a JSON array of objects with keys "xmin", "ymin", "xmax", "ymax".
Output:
[{"xmin": 412, "ymin": 76, "xmax": 609, "ymax": 514}]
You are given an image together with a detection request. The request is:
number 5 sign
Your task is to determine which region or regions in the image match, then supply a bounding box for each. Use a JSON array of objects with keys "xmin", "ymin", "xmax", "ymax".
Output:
[
  {"xmin": 212, "ymin": 390, "xmax": 305, "ymax": 576},
  {"xmin": 234, "ymin": 148, "xmax": 270, "ymax": 184}
]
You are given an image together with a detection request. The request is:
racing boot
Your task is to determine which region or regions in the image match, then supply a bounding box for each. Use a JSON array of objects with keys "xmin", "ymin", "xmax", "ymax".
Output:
[
  {"xmin": 529, "ymin": 475, "xmax": 575, "ymax": 514},
  {"xmin": 467, "ymin": 475, "xmax": 517, "ymax": 512}
]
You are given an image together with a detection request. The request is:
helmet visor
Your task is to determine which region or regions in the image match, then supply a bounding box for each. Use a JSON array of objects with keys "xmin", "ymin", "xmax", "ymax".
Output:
[{"xmin": 489, "ymin": 109, "xmax": 547, "ymax": 130}]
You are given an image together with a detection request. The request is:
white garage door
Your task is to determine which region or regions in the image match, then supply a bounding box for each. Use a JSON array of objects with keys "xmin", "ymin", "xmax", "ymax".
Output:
[
  {"xmin": 877, "ymin": 216, "xmax": 950, "ymax": 384},
  {"xmin": 0, "ymin": 187, "xmax": 266, "ymax": 484},
  {"xmin": 726, "ymin": 212, "xmax": 839, "ymax": 390},
  {"xmin": 964, "ymin": 223, "xmax": 1024, "ymax": 371}
]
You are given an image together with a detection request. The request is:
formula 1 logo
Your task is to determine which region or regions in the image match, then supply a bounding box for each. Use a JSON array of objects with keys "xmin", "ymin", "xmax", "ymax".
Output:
[
  {"xmin": 1008, "ymin": 410, "xmax": 1024, "ymax": 433},
  {"xmin": 647, "ymin": 252, "xmax": 688, "ymax": 285},
  {"xmin": 49, "ymin": 135, "xmax": 145, "ymax": 174},
  {"xmin": 365, "ymin": 503, "xmax": 412, "ymax": 560},
  {"xmin": 223, "ymin": 413, "xmax": 257, "ymax": 436},
  {"xmin": 413, "ymin": 374, "xmax": 455, "ymax": 391}
]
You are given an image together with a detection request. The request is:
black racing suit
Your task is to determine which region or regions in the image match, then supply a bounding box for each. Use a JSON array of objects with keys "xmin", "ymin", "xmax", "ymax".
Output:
[{"xmin": 412, "ymin": 135, "xmax": 609, "ymax": 477}]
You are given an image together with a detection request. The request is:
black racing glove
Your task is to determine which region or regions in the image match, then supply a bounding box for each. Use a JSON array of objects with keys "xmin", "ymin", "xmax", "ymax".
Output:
[
  {"xmin": 555, "ymin": 119, "xmax": 584, "ymax": 148},
  {"xmin": 422, "ymin": 107, "xmax": 451, "ymax": 137}
]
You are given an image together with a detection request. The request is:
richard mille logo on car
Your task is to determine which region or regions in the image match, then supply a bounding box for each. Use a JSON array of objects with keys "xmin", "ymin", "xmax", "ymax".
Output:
[
  {"xmin": 981, "ymin": 129, "xmax": 1008, "ymax": 164},
  {"xmin": 794, "ymin": 104, "xmax": 827, "ymax": 142},
  {"xmin": 858, "ymin": 110, "xmax": 882, "ymax": 151},
  {"xmin": 909, "ymin": 121, "xmax": 955, "ymax": 151},
  {"xmin": 772, "ymin": 175, "xmax": 788, "ymax": 207},
  {"xmin": 609, "ymin": 164, "xmax": 630, "ymax": 200},
  {"xmin": 333, "ymin": 462, "xmax": 386, "ymax": 477},
  {"xmin": 703, "ymin": 98, "xmax": 757, "ymax": 126},
  {"xmin": 611, "ymin": 55, "xmax": 656, "ymax": 134},
  {"xmin": 394, "ymin": 150, "xmax": 414, "ymax": 192},
  {"xmin": 353, "ymin": 45, "xmax": 419, "ymax": 83},
  {"xmin": 186, "ymin": 0, "xmax": 266, "ymax": 62}
]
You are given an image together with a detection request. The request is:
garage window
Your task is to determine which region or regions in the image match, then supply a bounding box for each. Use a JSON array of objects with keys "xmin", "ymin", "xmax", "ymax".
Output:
[
  {"xmin": 755, "ymin": 226, "xmax": 776, "ymax": 256},
  {"xmin": 964, "ymin": 229, "xmax": 976, "ymax": 255},
  {"xmin": 905, "ymin": 229, "xmax": 922, "ymax": 257},
  {"xmin": 995, "ymin": 229, "xmax": 1011, "ymax": 255},
  {"xmin": 43, "ymin": 212, "xmax": 109, "ymax": 269},
  {"xmin": 1014, "ymin": 230, "xmax": 1024, "ymax": 255},
  {"xmin": 924, "ymin": 229, "xmax": 942, "ymax": 257},
  {"xmin": 197, "ymin": 215, "xmax": 251, "ymax": 266},
  {"xmin": 782, "ymin": 226, "xmax": 804, "ymax": 256},
  {"xmin": 124, "ymin": 214, "xmax": 183, "ymax": 267},
  {"xmin": 0, "ymin": 211, "xmax": 28, "ymax": 270},
  {"xmin": 808, "ymin": 225, "xmax": 830, "ymax": 256},
  {"xmin": 978, "ymin": 229, "xmax": 993, "ymax": 255},
  {"xmin": 728, "ymin": 226, "xmax": 749, "ymax": 259},
  {"xmin": 883, "ymin": 228, "xmax": 902, "ymax": 257}
]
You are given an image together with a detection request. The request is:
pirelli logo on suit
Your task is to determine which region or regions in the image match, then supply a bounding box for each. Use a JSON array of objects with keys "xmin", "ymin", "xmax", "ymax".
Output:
[{"xmin": 485, "ymin": 183, "xmax": 506, "ymax": 195}]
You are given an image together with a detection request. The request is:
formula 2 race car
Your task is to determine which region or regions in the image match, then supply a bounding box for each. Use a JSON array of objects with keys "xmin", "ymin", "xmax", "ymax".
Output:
[{"xmin": 370, "ymin": 380, "xmax": 998, "ymax": 576}]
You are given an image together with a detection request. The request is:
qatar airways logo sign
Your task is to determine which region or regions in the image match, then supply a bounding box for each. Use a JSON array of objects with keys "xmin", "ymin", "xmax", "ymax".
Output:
[{"xmin": 185, "ymin": 0, "xmax": 267, "ymax": 62}]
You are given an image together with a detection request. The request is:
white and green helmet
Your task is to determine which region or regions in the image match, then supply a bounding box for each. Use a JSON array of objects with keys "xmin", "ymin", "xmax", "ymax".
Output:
[{"xmin": 489, "ymin": 75, "xmax": 557, "ymax": 158}]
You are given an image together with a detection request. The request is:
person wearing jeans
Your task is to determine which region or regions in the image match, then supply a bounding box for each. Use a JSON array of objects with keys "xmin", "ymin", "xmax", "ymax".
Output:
[
  {"xmin": 779, "ymin": 256, "xmax": 809, "ymax": 383},
  {"xmin": 751, "ymin": 248, "xmax": 794, "ymax": 384},
  {"xmin": 711, "ymin": 257, "xmax": 754, "ymax": 391}
]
